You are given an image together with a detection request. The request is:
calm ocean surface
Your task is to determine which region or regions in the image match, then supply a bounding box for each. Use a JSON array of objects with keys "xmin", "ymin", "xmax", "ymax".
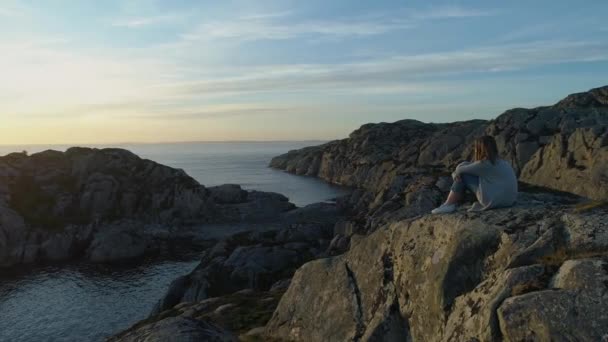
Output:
[{"xmin": 0, "ymin": 141, "xmax": 348, "ymax": 342}]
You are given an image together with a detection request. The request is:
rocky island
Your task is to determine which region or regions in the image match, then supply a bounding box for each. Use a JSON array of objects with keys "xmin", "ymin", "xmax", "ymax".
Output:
[
  {"xmin": 2, "ymin": 86, "xmax": 607, "ymax": 341},
  {"xmin": 0, "ymin": 147, "xmax": 298, "ymax": 267}
]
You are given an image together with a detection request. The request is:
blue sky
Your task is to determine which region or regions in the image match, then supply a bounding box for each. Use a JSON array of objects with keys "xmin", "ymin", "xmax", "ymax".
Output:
[{"xmin": 1, "ymin": 0, "xmax": 607, "ymax": 144}]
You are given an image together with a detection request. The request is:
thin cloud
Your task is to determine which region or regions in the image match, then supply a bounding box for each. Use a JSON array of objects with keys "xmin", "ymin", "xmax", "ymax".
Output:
[
  {"xmin": 160, "ymin": 40, "xmax": 608, "ymax": 97},
  {"xmin": 181, "ymin": 13, "xmax": 412, "ymax": 42},
  {"xmin": 3, "ymin": 28, "xmax": 606, "ymax": 121},
  {"xmin": 239, "ymin": 11, "xmax": 292, "ymax": 20},
  {"xmin": 182, "ymin": 19, "xmax": 412, "ymax": 41},
  {"xmin": 181, "ymin": 6, "xmax": 493, "ymax": 42},
  {"xmin": 498, "ymin": 23, "xmax": 556, "ymax": 43},
  {"xmin": 409, "ymin": 5, "xmax": 498, "ymax": 20},
  {"xmin": 134, "ymin": 105, "xmax": 295, "ymax": 120},
  {"xmin": 110, "ymin": 14, "xmax": 181, "ymax": 28}
]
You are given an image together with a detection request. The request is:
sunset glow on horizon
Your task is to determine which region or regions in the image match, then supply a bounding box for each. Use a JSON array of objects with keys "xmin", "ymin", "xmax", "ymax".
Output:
[{"xmin": 2, "ymin": 0, "xmax": 608, "ymax": 145}]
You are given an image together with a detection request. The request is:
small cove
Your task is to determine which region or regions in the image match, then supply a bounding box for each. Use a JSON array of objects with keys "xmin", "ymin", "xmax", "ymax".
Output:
[{"xmin": 0, "ymin": 141, "xmax": 349, "ymax": 341}]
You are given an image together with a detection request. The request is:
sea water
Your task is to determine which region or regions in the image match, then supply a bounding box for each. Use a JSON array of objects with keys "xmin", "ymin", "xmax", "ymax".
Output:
[{"xmin": 0, "ymin": 141, "xmax": 348, "ymax": 341}]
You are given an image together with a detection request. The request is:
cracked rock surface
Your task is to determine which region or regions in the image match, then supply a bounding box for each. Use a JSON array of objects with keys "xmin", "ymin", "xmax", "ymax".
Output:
[{"xmin": 265, "ymin": 199, "xmax": 608, "ymax": 341}]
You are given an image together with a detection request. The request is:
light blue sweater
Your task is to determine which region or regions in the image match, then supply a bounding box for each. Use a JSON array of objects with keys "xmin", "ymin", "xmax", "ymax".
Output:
[{"xmin": 453, "ymin": 159, "xmax": 518, "ymax": 211}]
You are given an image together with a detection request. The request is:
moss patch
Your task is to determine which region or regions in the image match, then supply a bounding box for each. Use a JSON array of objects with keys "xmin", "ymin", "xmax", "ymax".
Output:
[
  {"xmin": 511, "ymin": 279, "xmax": 548, "ymax": 297},
  {"xmin": 572, "ymin": 201, "xmax": 608, "ymax": 213},
  {"xmin": 111, "ymin": 289, "xmax": 288, "ymax": 341},
  {"xmin": 195, "ymin": 289, "xmax": 285, "ymax": 334}
]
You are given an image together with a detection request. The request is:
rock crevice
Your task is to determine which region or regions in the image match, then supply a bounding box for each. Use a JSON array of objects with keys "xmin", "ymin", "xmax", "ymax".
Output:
[{"xmin": 345, "ymin": 262, "xmax": 366, "ymax": 341}]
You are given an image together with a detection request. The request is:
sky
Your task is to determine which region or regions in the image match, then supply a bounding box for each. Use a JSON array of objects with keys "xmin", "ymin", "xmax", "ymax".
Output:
[{"xmin": 1, "ymin": 0, "xmax": 607, "ymax": 144}]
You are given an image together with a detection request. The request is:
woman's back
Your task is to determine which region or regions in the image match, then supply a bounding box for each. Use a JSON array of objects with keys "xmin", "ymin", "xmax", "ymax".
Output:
[{"xmin": 476, "ymin": 159, "xmax": 518, "ymax": 210}]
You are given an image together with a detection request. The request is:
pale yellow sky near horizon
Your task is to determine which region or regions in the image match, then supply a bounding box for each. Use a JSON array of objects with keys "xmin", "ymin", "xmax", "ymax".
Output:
[
  {"xmin": 0, "ymin": 110, "xmax": 357, "ymax": 145},
  {"xmin": 0, "ymin": 119, "xmax": 334, "ymax": 145}
]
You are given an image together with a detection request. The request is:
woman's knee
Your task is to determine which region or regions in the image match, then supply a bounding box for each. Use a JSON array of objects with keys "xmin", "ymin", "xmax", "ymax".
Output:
[{"xmin": 456, "ymin": 161, "xmax": 472, "ymax": 168}]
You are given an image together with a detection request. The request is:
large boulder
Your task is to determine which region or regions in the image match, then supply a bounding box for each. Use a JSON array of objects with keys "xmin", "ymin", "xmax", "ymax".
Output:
[
  {"xmin": 216, "ymin": 190, "xmax": 295, "ymax": 222},
  {"xmin": 207, "ymin": 184, "xmax": 248, "ymax": 204},
  {"xmin": 265, "ymin": 195, "xmax": 608, "ymax": 341},
  {"xmin": 498, "ymin": 258, "xmax": 608, "ymax": 342},
  {"xmin": 520, "ymin": 127, "xmax": 608, "ymax": 201}
]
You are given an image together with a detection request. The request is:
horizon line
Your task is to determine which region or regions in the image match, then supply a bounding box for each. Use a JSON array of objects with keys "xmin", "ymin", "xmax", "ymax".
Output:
[{"xmin": 0, "ymin": 139, "xmax": 332, "ymax": 147}]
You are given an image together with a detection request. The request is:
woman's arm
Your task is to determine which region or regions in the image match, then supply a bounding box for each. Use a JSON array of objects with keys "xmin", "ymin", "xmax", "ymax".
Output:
[{"xmin": 453, "ymin": 160, "xmax": 492, "ymax": 177}]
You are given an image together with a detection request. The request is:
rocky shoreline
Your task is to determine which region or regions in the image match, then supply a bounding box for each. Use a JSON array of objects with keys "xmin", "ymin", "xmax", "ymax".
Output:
[
  {"xmin": 1, "ymin": 86, "xmax": 607, "ymax": 341},
  {"xmin": 266, "ymin": 192, "xmax": 608, "ymax": 341},
  {"xmin": 109, "ymin": 86, "xmax": 607, "ymax": 341},
  {"xmin": 269, "ymin": 86, "xmax": 608, "ymax": 235},
  {"xmin": 0, "ymin": 147, "xmax": 296, "ymax": 267}
]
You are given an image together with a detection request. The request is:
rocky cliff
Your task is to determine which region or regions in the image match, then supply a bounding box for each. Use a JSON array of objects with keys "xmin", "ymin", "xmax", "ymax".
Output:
[
  {"xmin": 111, "ymin": 86, "xmax": 608, "ymax": 341},
  {"xmin": 270, "ymin": 86, "xmax": 608, "ymax": 203},
  {"xmin": 266, "ymin": 193, "xmax": 608, "ymax": 341},
  {"xmin": 0, "ymin": 147, "xmax": 294, "ymax": 267},
  {"xmin": 112, "ymin": 190, "xmax": 608, "ymax": 341}
]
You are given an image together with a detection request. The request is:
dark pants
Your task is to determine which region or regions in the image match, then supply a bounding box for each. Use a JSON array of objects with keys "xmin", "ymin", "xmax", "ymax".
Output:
[{"xmin": 451, "ymin": 173, "xmax": 479, "ymax": 194}]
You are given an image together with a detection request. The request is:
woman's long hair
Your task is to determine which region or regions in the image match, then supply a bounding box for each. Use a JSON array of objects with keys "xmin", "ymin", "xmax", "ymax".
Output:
[{"xmin": 474, "ymin": 136, "xmax": 499, "ymax": 164}]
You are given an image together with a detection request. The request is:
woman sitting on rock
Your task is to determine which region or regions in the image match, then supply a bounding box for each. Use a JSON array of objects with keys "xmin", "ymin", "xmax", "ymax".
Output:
[{"xmin": 432, "ymin": 135, "xmax": 518, "ymax": 214}]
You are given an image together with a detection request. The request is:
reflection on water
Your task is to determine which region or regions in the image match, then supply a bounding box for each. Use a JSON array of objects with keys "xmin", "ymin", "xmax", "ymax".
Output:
[{"xmin": 0, "ymin": 258, "xmax": 199, "ymax": 341}]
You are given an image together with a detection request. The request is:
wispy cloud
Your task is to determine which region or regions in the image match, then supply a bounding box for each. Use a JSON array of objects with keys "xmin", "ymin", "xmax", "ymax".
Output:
[
  {"xmin": 156, "ymin": 40, "xmax": 608, "ymax": 97},
  {"xmin": 240, "ymin": 11, "xmax": 293, "ymax": 20},
  {"xmin": 497, "ymin": 23, "xmax": 556, "ymax": 43},
  {"xmin": 110, "ymin": 14, "xmax": 181, "ymax": 28},
  {"xmin": 180, "ymin": 5, "xmax": 494, "ymax": 42},
  {"xmin": 5, "ymin": 34, "xmax": 605, "ymax": 121},
  {"xmin": 181, "ymin": 16, "xmax": 411, "ymax": 42},
  {"xmin": 133, "ymin": 104, "xmax": 296, "ymax": 120},
  {"xmin": 409, "ymin": 5, "xmax": 497, "ymax": 20}
]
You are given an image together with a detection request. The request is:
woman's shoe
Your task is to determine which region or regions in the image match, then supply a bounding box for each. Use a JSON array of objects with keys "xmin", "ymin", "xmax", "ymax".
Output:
[{"xmin": 431, "ymin": 203, "xmax": 457, "ymax": 214}]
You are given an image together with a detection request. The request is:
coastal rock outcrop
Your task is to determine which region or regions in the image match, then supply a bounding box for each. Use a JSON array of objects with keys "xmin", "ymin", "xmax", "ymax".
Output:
[
  {"xmin": 116, "ymin": 191, "xmax": 608, "ymax": 341},
  {"xmin": 112, "ymin": 86, "xmax": 608, "ymax": 341},
  {"xmin": 151, "ymin": 203, "xmax": 340, "ymax": 315},
  {"xmin": 270, "ymin": 86, "xmax": 608, "ymax": 204},
  {"xmin": 110, "ymin": 203, "xmax": 342, "ymax": 340},
  {"xmin": 265, "ymin": 194, "xmax": 608, "ymax": 341},
  {"xmin": 0, "ymin": 148, "xmax": 296, "ymax": 267},
  {"xmin": 270, "ymin": 119, "xmax": 485, "ymax": 193}
]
